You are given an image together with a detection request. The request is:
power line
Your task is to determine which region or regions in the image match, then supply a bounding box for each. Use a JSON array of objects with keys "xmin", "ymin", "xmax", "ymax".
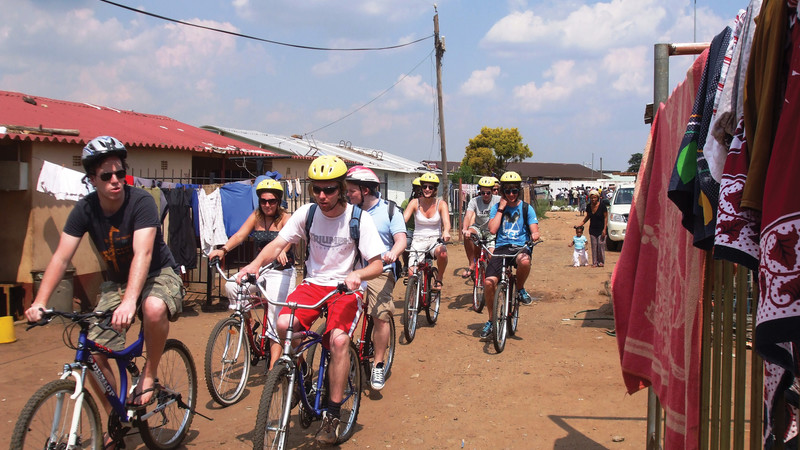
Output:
[
  {"xmin": 305, "ymin": 49, "xmax": 434, "ymax": 136},
  {"xmin": 99, "ymin": 0, "xmax": 433, "ymax": 51}
]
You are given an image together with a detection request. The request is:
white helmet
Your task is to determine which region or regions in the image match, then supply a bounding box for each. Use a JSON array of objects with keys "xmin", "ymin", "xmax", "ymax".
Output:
[{"xmin": 345, "ymin": 165, "xmax": 380, "ymax": 186}]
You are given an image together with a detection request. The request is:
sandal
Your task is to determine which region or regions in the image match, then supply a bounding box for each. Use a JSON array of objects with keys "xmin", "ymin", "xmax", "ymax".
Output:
[
  {"xmin": 103, "ymin": 433, "xmax": 116, "ymax": 450},
  {"xmin": 433, "ymin": 279, "xmax": 443, "ymax": 290},
  {"xmin": 460, "ymin": 268, "xmax": 474, "ymax": 279},
  {"xmin": 126, "ymin": 383, "xmax": 160, "ymax": 412}
]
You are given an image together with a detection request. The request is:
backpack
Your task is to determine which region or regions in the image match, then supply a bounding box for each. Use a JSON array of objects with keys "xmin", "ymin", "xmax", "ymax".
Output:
[
  {"xmin": 303, "ymin": 203, "xmax": 364, "ymax": 277},
  {"xmin": 499, "ymin": 201, "xmax": 531, "ymax": 242}
]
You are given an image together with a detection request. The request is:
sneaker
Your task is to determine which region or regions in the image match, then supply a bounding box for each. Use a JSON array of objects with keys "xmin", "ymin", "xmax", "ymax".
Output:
[
  {"xmin": 315, "ymin": 412, "xmax": 340, "ymax": 445},
  {"xmin": 479, "ymin": 321, "xmax": 492, "ymax": 339},
  {"xmin": 227, "ymin": 299, "xmax": 238, "ymax": 310},
  {"xmin": 370, "ymin": 363, "xmax": 386, "ymax": 390},
  {"xmin": 518, "ymin": 289, "xmax": 533, "ymax": 305}
]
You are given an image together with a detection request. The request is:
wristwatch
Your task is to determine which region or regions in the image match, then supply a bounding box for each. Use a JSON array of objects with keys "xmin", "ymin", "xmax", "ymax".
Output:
[{"xmin": 497, "ymin": 208, "xmax": 505, "ymax": 214}]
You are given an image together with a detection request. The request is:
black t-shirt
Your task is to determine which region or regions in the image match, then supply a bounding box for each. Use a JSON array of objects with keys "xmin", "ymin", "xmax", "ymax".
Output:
[
  {"xmin": 64, "ymin": 185, "xmax": 177, "ymax": 283},
  {"xmin": 586, "ymin": 202, "xmax": 608, "ymax": 236}
]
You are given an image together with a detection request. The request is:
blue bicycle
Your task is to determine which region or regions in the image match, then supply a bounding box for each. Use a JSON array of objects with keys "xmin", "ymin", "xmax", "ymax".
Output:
[
  {"xmin": 252, "ymin": 276, "xmax": 362, "ymax": 449},
  {"xmin": 11, "ymin": 309, "xmax": 200, "ymax": 450}
]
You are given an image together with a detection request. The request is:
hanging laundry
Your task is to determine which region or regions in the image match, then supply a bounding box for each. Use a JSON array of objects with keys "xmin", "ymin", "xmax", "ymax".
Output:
[
  {"xmin": 197, "ymin": 187, "xmax": 227, "ymax": 255},
  {"xmin": 285, "ymin": 178, "xmax": 294, "ymax": 198},
  {"xmin": 219, "ymin": 182, "xmax": 255, "ymax": 238},
  {"xmin": 166, "ymin": 188, "xmax": 197, "ymax": 269},
  {"xmin": 294, "ymin": 178, "xmax": 302, "ymax": 198},
  {"xmin": 36, "ymin": 160, "xmax": 94, "ymax": 201}
]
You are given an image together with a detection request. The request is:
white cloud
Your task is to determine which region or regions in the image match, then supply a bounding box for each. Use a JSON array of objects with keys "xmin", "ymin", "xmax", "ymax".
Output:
[
  {"xmin": 602, "ymin": 46, "xmax": 649, "ymax": 95},
  {"xmin": 483, "ymin": 0, "xmax": 667, "ymax": 51},
  {"xmin": 512, "ymin": 60, "xmax": 596, "ymax": 112},
  {"xmin": 460, "ymin": 66, "xmax": 501, "ymax": 96}
]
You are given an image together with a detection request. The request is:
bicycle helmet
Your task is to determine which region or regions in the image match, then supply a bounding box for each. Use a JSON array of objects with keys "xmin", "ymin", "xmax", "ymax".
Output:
[
  {"xmin": 478, "ymin": 176, "xmax": 496, "ymax": 188},
  {"xmin": 500, "ymin": 171, "xmax": 522, "ymax": 183},
  {"xmin": 256, "ymin": 178, "xmax": 283, "ymax": 197},
  {"xmin": 345, "ymin": 165, "xmax": 380, "ymax": 186},
  {"xmin": 82, "ymin": 136, "xmax": 127, "ymax": 173},
  {"xmin": 308, "ymin": 155, "xmax": 347, "ymax": 181},
  {"xmin": 412, "ymin": 177, "xmax": 421, "ymax": 187},
  {"xmin": 419, "ymin": 172, "xmax": 440, "ymax": 184}
]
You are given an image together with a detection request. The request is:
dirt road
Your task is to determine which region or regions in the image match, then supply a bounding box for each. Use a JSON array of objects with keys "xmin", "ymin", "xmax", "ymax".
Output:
[{"xmin": 0, "ymin": 210, "xmax": 647, "ymax": 449}]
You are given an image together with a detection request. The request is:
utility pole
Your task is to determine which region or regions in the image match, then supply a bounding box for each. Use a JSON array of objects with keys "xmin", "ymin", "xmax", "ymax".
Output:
[{"xmin": 434, "ymin": 6, "xmax": 449, "ymax": 202}]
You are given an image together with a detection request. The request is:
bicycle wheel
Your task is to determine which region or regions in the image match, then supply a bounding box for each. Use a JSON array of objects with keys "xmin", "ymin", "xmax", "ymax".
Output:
[
  {"xmin": 492, "ymin": 281, "xmax": 509, "ymax": 353},
  {"xmin": 137, "ymin": 339, "xmax": 197, "ymax": 450},
  {"xmin": 253, "ymin": 362, "xmax": 292, "ymax": 450},
  {"xmin": 335, "ymin": 344, "xmax": 362, "ymax": 443},
  {"xmin": 425, "ymin": 268, "xmax": 440, "ymax": 324},
  {"xmin": 403, "ymin": 275, "xmax": 420, "ymax": 343},
  {"xmin": 204, "ymin": 316, "xmax": 251, "ymax": 406},
  {"xmin": 11, "ymin": 379, "xmax": 103, "ymax": 450},
  {"xmin": 382, "ymin": 315, "xmax": 396, "ymax": 378},
  {"xmin": 472, "ymin": 261, "xmax": 486, "ymax": 313},
  {"xmin": 509, "ymin": 289, "xmax": 520, "ymax": 336}
]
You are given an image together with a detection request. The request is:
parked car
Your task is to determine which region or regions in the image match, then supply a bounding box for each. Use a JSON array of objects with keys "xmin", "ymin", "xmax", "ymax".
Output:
[{"xmin": 606, "ymin": 184, "xmax": 634, "ymax": 251}]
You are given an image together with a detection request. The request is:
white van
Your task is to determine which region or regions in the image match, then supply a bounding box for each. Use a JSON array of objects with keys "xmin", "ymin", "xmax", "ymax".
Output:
[{"xmin": 606, "ymin": 184, "xmax": 634, "ymax": 251}]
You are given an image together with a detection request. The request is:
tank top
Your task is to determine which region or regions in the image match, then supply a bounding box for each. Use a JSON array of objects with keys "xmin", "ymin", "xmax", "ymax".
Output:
[
  {"xmin": 414, "ymin": 199, "xmax": 442, "ymax": 238},
  {"xmin": 251, "ymin": 229, "xmax": 295, "ymax": 270}
]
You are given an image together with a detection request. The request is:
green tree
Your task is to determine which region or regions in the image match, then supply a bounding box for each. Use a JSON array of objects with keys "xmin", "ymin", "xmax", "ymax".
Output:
[
  {"xmin": 449, "ymin": 163, "xmax": 476, "ymax": 185},
  {"xmin": 461, "ymin": 127, "xmax": 532, "ymax": 175},
  {"xmin": 627, "ymin": 153, "xmax": 642, "ymax": 172}
]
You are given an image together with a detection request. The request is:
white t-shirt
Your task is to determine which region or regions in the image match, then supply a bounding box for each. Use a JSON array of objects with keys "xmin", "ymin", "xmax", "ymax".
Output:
[{"xmin": 279, "ymin": 203, "xmax": 385, "ymax": 286}]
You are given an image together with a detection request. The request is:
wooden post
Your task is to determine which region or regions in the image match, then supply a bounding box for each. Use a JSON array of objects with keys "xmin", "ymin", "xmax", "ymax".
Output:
[{"xmin": 434, "ymin": 8, "xmax": 448, "ymax": 205}]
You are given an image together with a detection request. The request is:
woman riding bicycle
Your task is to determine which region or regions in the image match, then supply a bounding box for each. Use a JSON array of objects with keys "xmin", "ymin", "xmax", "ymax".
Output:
[
  {"xmin": 208, "ymin": 178, "xmax": 296, "ymax": 370},
  {"xmin": 238, "ymin": 155, "xmax": 385, "ymax": 445},
  {"xmin": 402, "ymin": 172, "xmax": 451, "ymax": 290},
  {"xmin": 480, "ymin": 171, "xmax": 540, "ymax": 339}
]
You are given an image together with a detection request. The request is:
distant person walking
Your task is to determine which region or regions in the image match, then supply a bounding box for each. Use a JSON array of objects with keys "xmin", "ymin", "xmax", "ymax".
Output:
[{"xmin": 576, "ymin": 190, "xmax": 607, "ymax": 267}]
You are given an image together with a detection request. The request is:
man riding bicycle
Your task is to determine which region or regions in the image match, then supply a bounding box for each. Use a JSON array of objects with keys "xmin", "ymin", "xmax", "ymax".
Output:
[
  {"xmin": 239, "ymin": 155, "xmax": 385, "ymax": 445},
  {"xmin": 24, "ymin": 136, "xmax": 184, "ymax": 446},
  {"xmin": 345, "ymin": 165, "xmax": 407, "ymax": 391},
  {"xmin": 480, "ymin": 171, "xmax": 540, "ymax": 339},
  {"xmin": 461, "ymin": 176, "xmax": 500, "ymax": 279}
]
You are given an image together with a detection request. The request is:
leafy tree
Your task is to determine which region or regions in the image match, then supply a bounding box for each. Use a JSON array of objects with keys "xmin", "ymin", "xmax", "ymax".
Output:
[
  {"xmin": 462, "ymin": 127, "xmax": 532, "ymax": 175},
  {"xmin": 627, "ymin": 153, "xmax": 642, "ymax": 172},
  {"xmin": 449, "ymin": 163, "xmax": 476, "ymax": 185}
]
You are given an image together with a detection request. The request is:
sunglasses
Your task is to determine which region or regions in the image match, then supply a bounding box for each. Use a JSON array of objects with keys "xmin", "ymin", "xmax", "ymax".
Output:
[
  {"xmin": 259, "ymin": 198, "xmax": 279, "ymax": 206},
  {"xmin": 504, "ymin": 188, "xmax": 520, "ymax": 195},
  {"xmin": 480, "ymin": 190, "xmax": 493, "ymax": 196},
  {"xmin": 98, "ymin": 169, "xmax": 126, "ymax": 182},
  {"xmin": 422, "ymin": 184, "xmax": 437, "ymax": 190},
  {"xmin": 312, "ymin": 185, "xmax": 339, "ymax": 195},
  {"xmin": 492, "ymin": 188, "xmax": 499, "ymax": 192}
]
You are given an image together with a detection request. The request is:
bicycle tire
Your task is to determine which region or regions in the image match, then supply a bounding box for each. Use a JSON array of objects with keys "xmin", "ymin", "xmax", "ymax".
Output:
[
  {"xmin": 403, "ymin": 275, "xmax": 420, "ymax": 343},
  {"xmin": 11, "ymin": 378, "xmax": 103, "ymax": 450},
  {"xmin": 383, "ymin": 315, "xmax": 396, "ymax": 378},
  {"xmin": 335, "ymin": 344, "xmax": 362, "ymax": 443},
  {"xmin": 473, "ymin": 261, "xmax": 486, "ymax": 313},
  {"xmin": 253, "ymin": 362, "xmax": 291, "ymax": 450},
  {"xmin": 492, "ymin": 282, "xmax": 509, "ymax": 353},
  {"xmin": 425, "ymin": 268, "xmax": 440, "ymax": 324},
  {"xmin": 509, "ymin": 290, "xmax": 520, "ymax": 336},
  {"xmin": 137, "ymin": 339, "xmax": 197, "ymax": 450},
  {"xmin": 204, "ymin": 316, "xmax": 251, "ymax": 407}
]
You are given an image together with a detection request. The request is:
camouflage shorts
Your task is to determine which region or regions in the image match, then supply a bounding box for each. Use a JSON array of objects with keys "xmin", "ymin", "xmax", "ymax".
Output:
[{"xmin": 88, "ymin": 268, "xmax": 184, "ymax": 350}]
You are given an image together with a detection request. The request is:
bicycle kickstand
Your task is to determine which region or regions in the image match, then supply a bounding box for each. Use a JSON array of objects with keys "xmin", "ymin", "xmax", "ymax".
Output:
[{"xmin": 176, "ymin": 394, "xmax": 214, "ymax": 421}]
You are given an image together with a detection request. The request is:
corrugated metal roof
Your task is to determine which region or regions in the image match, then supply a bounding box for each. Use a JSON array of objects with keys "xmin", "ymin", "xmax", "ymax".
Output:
[
  {"xmin": 0, "ymin": 90, "xmax": 277, "ymax": 156},
  {"xmin": 205, "ymin": 126, "xmax": 428, "ymax": 174}
]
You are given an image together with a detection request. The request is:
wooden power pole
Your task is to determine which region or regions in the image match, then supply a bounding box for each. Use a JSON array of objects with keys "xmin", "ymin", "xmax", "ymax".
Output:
[{"xmin": 434, "ymin": 7, "xmax": 449, "ymax": 201}]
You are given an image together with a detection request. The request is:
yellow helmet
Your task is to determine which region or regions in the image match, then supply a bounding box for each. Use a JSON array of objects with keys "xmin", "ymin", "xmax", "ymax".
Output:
[
  {"xmin": 500, "ymin": 171, "xmax": 522, "ymax": 183},
  {"xmin": 419, "ymin": 172, "xmax": 440, "ymax": 184},
  {"xmin": 491, "ymin": 177, "xmax": 500, "ymax": 185},
  {"xmin": 412, "ymin": 177, "xmax": 421, "ymax": 186},
  {"xmin": 256, "ymin": 178, "xmax": 283, "ymax": 195},
  {"xmin": 478, "ymin": 176, "xmax": 496, "ymax": 188},
  {"xmin": 308, "ymin": 155, "xmax": 347, "ymax": 181}
]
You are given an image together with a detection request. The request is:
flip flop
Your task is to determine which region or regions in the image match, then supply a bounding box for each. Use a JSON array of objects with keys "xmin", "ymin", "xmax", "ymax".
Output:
[
  {"xmin": 460, "ymin": 268, "xmax": 474, "ymax": 279},
  {"xmin": 127, "ymin": 383, "xmax": 160, "ymax": 412},
  {"xmin": 433, "ymin": 279, "xmax": 443, "ymax": 290}
]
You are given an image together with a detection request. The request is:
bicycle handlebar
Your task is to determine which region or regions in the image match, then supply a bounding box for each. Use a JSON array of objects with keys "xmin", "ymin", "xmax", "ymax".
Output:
[
  {"xmin": 257, "ymin": 281, "xmax": 363, "ymax": 310},
  {"xmin": 27, "ymin": 308, "xmax": 114, "ymax": 330},
  {"xmin": 490, "ymin": 239, "xmax": 544, "ymax": 259},
  {"xmin": 211, "ymin": 259, "xmax": 277, "ymax": 284}
]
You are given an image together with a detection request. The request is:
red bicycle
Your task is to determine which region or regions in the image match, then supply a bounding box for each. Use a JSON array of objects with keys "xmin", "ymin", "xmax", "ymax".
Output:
[
  {"xmin": 469, "ymin": 233, "xmax": 493, "ymax": 313},
  {"xmin": 403, "ymin": 238, "xmax": 449, "ymax": 343}
]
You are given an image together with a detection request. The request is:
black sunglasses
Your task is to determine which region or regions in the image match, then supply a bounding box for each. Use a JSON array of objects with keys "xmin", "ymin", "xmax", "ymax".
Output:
[
  {"xmin": 98, "ymin": 169, "xmax": 126, "ymax": 182},
  {"xmin": 259, "ymin": 198, "xmax": 279, "ymax": 206},
  {"xmin": 504, "ymin": 188, "xmax": 520, "ymax": 195},
  {"xmin": 422, "ymin": 184, "xmax": 437, "ymax": 190},
  {"xmin": 492, "ymin": 188, "xmax": 499, "ymax": 192},
  {"xmin": 312, "ymin": 185, "xmax": 339, "ymax": 195},
  {"xmin": 480, "ymin": 190, "xmax": 493, "ymax": 195}
]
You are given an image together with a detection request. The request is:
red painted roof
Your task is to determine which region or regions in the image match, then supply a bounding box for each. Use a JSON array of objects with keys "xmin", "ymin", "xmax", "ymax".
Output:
[{"xmin": 0, "ymin": 90, "xmax": 277, "ymax": 156}]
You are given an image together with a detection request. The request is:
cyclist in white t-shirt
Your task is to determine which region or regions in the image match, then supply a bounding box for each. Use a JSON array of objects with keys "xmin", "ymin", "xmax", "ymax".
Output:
[
  {"xmin": 239, "ymin": 155, "xmax": 385, "ymax": 445},
  {"xmin": 461, "ymin": 176, "xmax": 500, "ymax": 279}
]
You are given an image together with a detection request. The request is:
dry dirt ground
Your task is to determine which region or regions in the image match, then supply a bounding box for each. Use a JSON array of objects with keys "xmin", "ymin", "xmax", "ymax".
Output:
[{"xmin": 0, "ymin": 210, "xmax": 647, "ymax": 449}]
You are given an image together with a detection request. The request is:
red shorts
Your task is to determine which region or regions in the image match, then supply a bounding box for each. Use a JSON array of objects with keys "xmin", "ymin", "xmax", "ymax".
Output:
[{"xmin": 280, "ymin": 281, "xmax": 363, "ymax": 342}]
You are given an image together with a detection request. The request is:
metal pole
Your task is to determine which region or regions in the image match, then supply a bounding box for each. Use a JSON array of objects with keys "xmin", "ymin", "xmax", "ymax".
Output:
[
  {"xmin": 434, "ymin": 8, "xmax": 449, "ymax": 206},
  {"xmin": 654, "ymin": 43, "xmax": 671, "ymax": 108}
]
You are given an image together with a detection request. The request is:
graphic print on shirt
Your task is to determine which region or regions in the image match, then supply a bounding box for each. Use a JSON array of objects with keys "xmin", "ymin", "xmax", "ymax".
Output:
[
  {"xmin": 502, "ymin": 211, "xmax": 525, "ymax": 241},
  {"xmin": 311, "ymin": 233, "xmax": 351, "ymax": 249},
  {"xmin": 100, "ymin": 226, "xmax": 132, "ymax": 272}
]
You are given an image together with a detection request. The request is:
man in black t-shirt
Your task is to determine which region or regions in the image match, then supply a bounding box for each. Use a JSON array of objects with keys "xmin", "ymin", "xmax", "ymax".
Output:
[{"xmin": 25, "ymin": 136, "xmax": 183, "ymax": 418}]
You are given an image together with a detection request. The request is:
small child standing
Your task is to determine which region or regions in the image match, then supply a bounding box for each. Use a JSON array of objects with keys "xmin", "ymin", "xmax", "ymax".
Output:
[{"xmin": 569, "ymin": 226, "xmax": 589, "ymax": 267}]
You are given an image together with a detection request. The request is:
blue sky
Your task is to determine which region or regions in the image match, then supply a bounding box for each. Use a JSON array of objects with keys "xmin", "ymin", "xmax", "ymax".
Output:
[{"xmin": 2, "ymin": 0, "xmax": 738, "ymax": 171}]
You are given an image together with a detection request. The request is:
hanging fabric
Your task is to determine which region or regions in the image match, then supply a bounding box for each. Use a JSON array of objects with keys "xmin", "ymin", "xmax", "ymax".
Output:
[{"xmin": 36, "ymin": 160, "xmax": 93, "ymax": 201}]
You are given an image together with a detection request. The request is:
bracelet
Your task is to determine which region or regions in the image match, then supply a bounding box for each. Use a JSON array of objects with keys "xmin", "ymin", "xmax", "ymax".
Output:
[
  {"xmin": 497, "ymin": 208, "xmax": 505, "ymax": 214},
  {"xmin": 220, "ymin": 246, "xmax": 229, "ymax": 254}
]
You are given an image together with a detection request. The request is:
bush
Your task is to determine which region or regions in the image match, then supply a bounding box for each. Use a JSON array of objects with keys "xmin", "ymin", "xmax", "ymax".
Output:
[{"xmin": 533, "ymin": 198, "xmax": 549, "ymax": 219}]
